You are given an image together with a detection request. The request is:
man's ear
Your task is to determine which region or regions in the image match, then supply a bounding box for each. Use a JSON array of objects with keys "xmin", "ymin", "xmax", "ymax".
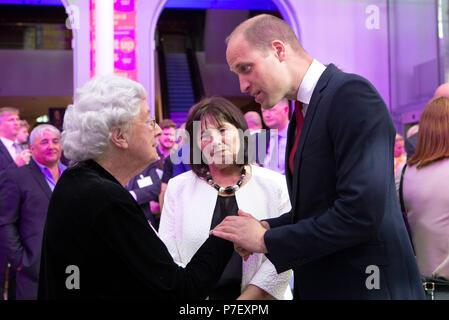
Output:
[
  {"xmin": 110, "ymin": 126, "xmax": 129, "ymax": 150},
  {"xmin": 271, "ymin": 40, "xmax": 286, "ymax": 62}
]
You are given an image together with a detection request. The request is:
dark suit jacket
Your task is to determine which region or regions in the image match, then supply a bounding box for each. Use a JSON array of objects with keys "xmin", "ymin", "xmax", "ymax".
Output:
[
  {"xmin": 264, "ymin": 64, "xmax": 425, "ymax": 300},
  {"xmin": 0, "ymin": 159, "xmax": 52, "ymax": 299},
  {"xmin": 126, "ymin": 161, "xmax": 162, "ymax": 227},
  {"xmin": 0, "ymin": 139, "xmax": 17, "ymax": 173},
  {"xmin": 38, "ymin": 160, "xmax": 233, "ymax": 299},
  {"xmin": 0, "ymin": 139, "xmax": 17, "ymax": 299},
  {"xmin": 161, "ymin": 145, "xmax": 191, "ymax": 184}
]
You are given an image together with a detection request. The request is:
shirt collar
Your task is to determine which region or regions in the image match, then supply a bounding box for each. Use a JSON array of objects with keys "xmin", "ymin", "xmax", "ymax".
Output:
[
  {"xmin": 270, "ymin": 126, "xmax": 288, "ymax": 138},
  {"xmin": 33, "ymin": 158, "xmax": 66, "ymax": 175},
  {"xmin": 0, "ymin": 136, "xmax": 15, "ymax": 148},
  {"xmin": 297, "ymin": 59, "xmax": 326, "ymax": 104}
]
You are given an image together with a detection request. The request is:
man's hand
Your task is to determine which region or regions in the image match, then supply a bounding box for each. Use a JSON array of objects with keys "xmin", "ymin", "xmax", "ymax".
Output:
[
  {"xmin": 210, "ymin": 210, "xmax": 268, "ymax": 254},
  {"xmin": 14, "ymin": 149, "xmax": 31, "ymax": 167}
]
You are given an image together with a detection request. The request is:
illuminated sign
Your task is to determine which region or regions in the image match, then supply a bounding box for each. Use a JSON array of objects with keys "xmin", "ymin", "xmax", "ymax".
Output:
[{"xmin": 90, "ymin": 0, "xmax": 137, "ymax": 80}]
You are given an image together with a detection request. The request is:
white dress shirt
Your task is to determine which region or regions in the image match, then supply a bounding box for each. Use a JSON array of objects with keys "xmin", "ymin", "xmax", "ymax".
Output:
[
  {"xmin": 0, "ymin": 136, "xmax": 18, "ymax": 160},
  {"xmin": 296, "ymin": 59, "xmax": 326, "ymax": 117},
  {"xmin": 263, "ymin": 126, "xmax": 288, "ymax": 175}
]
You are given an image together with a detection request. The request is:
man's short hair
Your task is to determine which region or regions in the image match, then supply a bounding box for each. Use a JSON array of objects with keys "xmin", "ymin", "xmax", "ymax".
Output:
[
  {"xmin": 0, "ymin": 107, "xmax": 19, "ymax": 124},
  {"xmin": 226, "ymin": 14, "xmax": 302, "ymax": 53},
  {"xmin": 159, "ymin": 119, "xmax": 177, "ymax": 130}
]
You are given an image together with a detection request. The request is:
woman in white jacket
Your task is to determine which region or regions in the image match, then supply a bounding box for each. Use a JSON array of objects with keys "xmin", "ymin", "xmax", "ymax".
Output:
[{"xmin": 159, "ymin": 97, "xmax": 292, "ymax": 300}]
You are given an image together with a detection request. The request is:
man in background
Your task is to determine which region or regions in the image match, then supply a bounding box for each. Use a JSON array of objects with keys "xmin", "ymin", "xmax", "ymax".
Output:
[
  {"xmin": 0, "ymin": 107, "xmax": 32, "ymax": 299},
  {"xmin": 261, "ymin": 98, "xmax": 290, "ymax": 175},
  {"xmin": 0, "ymin": 124, "xmax": 65, "ymax": 299},
  {"xmin": 127, "ymin": 119, "xmax": 178, "ymax": 229},
  {"xmin": 16, "ymin": 120, "xmax": 30, "ymax": 150},
  {"xmin": 157, "ymin": 119, "xmax": 177, "ymax": 160},
  {"xmin": 0, "ymin": 107, "xmax": 31, "ymax": 171}
]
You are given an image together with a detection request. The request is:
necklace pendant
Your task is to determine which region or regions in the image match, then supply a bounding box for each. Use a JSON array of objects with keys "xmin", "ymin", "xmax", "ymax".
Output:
[{"xmin": 224, "ymin": 186, "xmax": 234, "ymax": 194}]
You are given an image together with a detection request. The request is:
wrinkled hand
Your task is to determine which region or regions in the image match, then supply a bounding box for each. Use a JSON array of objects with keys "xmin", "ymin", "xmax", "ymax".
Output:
[
  {"xmin": 14, "ymin": 149, "xmax": 31, "ymax": 167},
  {"xmin": 210, "ymin": 210, "xmax": 268, "ymax": 254}
]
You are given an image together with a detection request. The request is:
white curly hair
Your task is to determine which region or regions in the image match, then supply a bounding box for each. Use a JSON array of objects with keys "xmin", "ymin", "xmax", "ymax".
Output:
[{"xmin": 62, "ymin": 75, "xmax": 146, "ymax": 163}]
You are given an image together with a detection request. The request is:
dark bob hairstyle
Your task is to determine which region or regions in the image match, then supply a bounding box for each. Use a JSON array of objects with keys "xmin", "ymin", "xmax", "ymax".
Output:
[{"xmin": 185, "ymin": 96, "xmax": 251, "ymax": 178}]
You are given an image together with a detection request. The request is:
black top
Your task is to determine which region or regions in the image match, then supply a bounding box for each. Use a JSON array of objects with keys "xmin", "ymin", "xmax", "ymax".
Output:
[
  {"xmin": 208, "ymin": 195, "xmax": 242, "ymax": 300},
  {"xmin": 38, "ymin": 160, "xmax": 233, "ymax": 299}
]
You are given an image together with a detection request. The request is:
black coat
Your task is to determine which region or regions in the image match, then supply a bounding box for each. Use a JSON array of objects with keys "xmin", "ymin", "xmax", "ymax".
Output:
[
  {"xmin": 264, "ymin": 64, "xmax": 425, "ymax": 300},
  {"xmin": 0, "ymin": 159, "xmax": 52, "ymax": 299},
  {"xmin": 38, "ymin": 160, "xmax": 233, "ymax": 299}
]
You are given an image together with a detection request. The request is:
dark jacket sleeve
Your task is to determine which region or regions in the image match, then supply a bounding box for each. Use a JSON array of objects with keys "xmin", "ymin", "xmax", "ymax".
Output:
[
  {"xmin": 0, "ymin": 170, "xmax": 25, "ymax": 268},
  {"xmin": 264, "ymin": 79, "xmax": 395, "ymax": 273},
  {"xmin": 264, "ymin": 210, "xmax": 293, "ymax": 228},
  {"xmin": 92, "ymin": 200, "xmax": 233, "ymax": 300}
]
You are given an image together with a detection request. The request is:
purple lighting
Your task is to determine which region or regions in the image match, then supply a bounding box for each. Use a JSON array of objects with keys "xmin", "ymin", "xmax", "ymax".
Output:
[{"xmin": 0, "ymin": 0, "xmax": 62, "ymax": 5}]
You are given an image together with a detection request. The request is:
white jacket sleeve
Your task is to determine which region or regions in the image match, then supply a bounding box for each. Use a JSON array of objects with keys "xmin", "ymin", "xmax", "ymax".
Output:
[
  {"xmin": 246, "ymin": 174, "xmax": 293, "ymax": 300},
  {"xmin": 158, "ymin": 180, "xmax": 185, "ymax": 267}
]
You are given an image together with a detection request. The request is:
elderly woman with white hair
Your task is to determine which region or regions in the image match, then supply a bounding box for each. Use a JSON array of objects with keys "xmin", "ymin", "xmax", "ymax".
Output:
[{"xmin": 38, "ymin": 75, "xmax": 233, "ymax": 299}]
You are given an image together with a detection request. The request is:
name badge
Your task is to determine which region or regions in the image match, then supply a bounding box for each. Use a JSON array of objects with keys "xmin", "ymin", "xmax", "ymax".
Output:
[{"xmin": 137, "ymin": 175, "xmax": 153, "ymax": 188}]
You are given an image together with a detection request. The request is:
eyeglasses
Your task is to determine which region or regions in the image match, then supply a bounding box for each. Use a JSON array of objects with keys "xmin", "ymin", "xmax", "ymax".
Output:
[{"xmin": 145, "ymin": 118, "xmax": 157, "ymax": 129}]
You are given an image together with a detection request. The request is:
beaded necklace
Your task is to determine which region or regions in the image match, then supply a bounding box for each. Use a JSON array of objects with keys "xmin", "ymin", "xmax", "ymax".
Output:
[{"xmin": 206, "ymin": 166, "xmax": 246, "ymax": 194}]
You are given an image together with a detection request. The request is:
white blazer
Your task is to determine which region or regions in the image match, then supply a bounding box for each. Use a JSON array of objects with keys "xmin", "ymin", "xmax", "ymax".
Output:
[{"xmin": 159, "ymin": 165, "xmax": 293, "ymax": 300}]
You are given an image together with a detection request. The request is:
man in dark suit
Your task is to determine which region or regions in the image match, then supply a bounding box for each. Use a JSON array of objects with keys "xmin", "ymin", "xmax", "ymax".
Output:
[
  {"xmin": 0, "ymin": 107, "xmax": 32, "ymax": 299},
  {"xmin": 261, "ymin": 98, "xmax": 290, "ymax": 175},
  {"xmin": 126, "ymin": 161, "xmax": 162, "ymax": 228},
  {"xmin": 0, "ymin": 107, "xmax": 31, "ymax": 171},
  {"xmin": 0, "ymin": 124, "xmax": 65, "ymax": 299},
  {"xmin": 211, "ymin": 14, "xmax": 425, "ymax": 299}
]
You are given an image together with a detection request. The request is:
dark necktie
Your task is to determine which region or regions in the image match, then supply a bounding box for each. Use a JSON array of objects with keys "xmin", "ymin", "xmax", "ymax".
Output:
[{"xmin": 289, "ymin": 101, "xmax": 304, "ymax": 174}]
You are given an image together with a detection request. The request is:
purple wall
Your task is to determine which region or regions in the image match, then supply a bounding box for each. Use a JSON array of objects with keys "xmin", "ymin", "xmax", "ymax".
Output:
[
  {"xmin": 290, "ymin": 0, "xmax": 390, "ymax": 109},
  {"xmin": 0, "ymin": 50, "xmax": 73, "ymax": 96},
  {"xmin": 388, "ymin": 0, "xmax": 439, "ymax": 133}
]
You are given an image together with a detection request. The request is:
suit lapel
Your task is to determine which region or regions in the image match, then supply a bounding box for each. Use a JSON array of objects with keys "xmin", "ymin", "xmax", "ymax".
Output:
[
  {"xmin": 28, "ymin": 160, "xmax": 52, "ymax": 200},
  {"xmin": 0, "ymin": 139, "xmax": 15, "ymax": 164},
  {"xmin": 290, "ymin": 64, "xmax": 337, "ymax": 213}
]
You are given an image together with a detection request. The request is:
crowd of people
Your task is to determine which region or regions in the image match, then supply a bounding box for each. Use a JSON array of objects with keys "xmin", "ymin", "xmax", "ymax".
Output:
[{"xmin": 0, "ymin": 14, "xmax": 448, "ymax": 300}]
